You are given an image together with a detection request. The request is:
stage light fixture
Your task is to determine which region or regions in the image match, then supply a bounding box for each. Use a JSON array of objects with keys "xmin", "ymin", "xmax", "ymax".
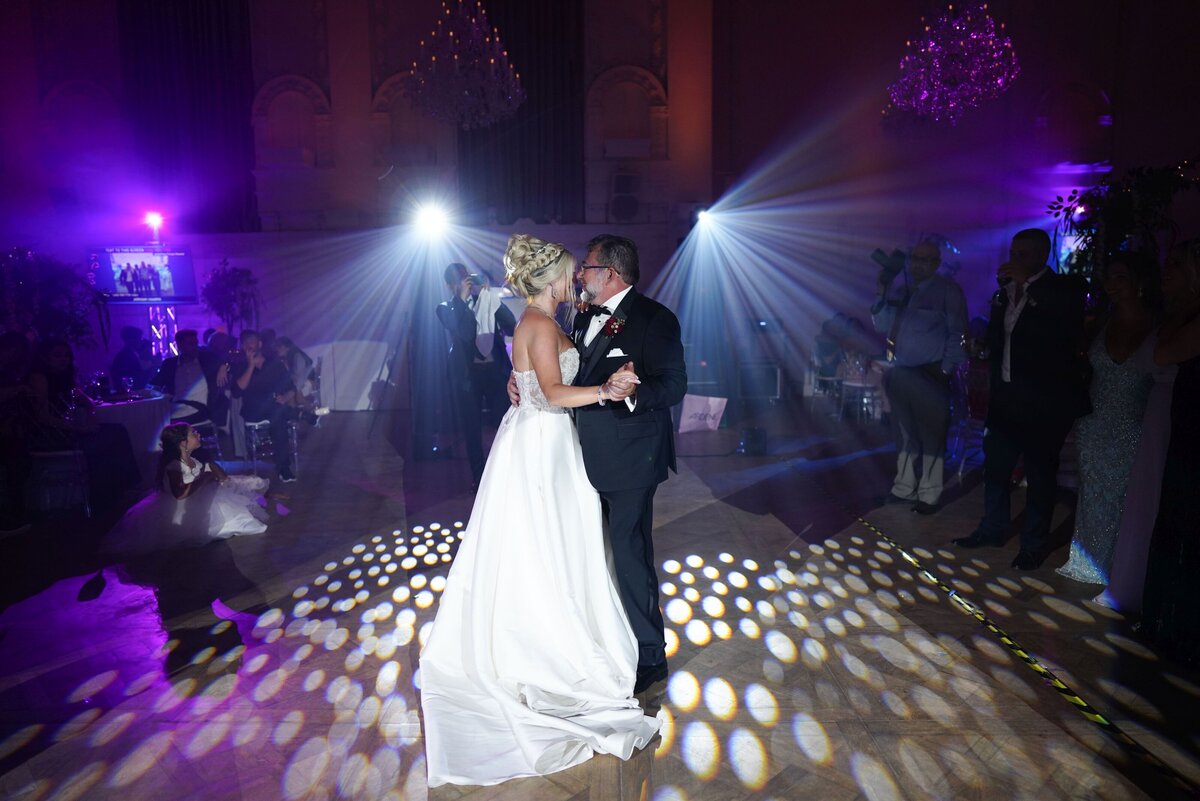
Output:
[
  {"xmin": 694, "ymin": 208, "xmax": 712, "ymax": 227},
  {"xmin": 144, "ymin": 211, "xmax": 163, "ymax": 242},
  {"xmin": 414, "ymin": 204, "xmax": 449, "ymax": 238}
]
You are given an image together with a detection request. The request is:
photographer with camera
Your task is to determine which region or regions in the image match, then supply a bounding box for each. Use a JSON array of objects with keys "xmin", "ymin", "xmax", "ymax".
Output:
[
  {"xmin": 436, "ymin": 262, "xmax": 517, "ymax": 488},
  {"xmin": 870, "ymin": 240, "xmax": 967, "ymax": 514}
]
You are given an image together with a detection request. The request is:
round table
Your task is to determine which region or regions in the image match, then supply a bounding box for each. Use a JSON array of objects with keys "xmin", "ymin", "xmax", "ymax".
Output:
[{"xmin": 94, "ymin": 394, "xmax": 172, "ymax": 484}]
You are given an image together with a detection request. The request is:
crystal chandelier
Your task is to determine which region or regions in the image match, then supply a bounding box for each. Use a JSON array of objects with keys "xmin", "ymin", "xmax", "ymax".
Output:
[
  {"xmin": 404, "ymin": 0, "xmax": 526, "ymax": 130},
  {"xmin": 885, "ymin": 2, "xmax": 1019, "ymax": 125}
]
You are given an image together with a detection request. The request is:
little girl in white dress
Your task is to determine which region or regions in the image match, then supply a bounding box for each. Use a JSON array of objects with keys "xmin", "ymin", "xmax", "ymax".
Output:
[{"xmin": 104, "ymin": 422, "xmax": 269, "ymax": 554}]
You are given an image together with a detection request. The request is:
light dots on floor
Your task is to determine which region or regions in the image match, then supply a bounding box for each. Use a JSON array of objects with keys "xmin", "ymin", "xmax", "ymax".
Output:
[
  {"xmin": 685, "ymin": 619, "xmax": 712, "ymax": 645},
  {"xmin": 666, "ymin": 598, "xmax": 693, "ymax": 625},
  {"xmin": 744, "ymin": 683, "xmax": 779, "ymax": 727},
  {"xmin": 668, "ymin": 671, "xmax": 701, "ymax": 711},
  {"xmin": 681, "ymin": 721, "xmax": 720, "ymax": 780},
  {"xmin": 664, "ymin": 627, "xmax": 680, "ymax": 657},
  {"xmin": 703, "ymin": 677, "xmax": 738, "ymax": 720},
  {"xmin": 701, "ymin": 596, "xmax": 726, "ymax": 618}
]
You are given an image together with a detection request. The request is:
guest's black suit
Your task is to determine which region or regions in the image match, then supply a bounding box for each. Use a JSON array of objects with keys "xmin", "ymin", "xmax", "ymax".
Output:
[
  {"xmin": 572, "ymin": 288, "xmax": 687, "ymax": 670},
  {"xmin": 150, "ymin": 352, "xmax": 229, "ymax": 426},
  {"xmin": 436, "ymin": 295, "xmax": 517, "ymax": 482},
  {"xmin": 978, "ymin": 269, "xmax": 1089, "ymax": 555}
]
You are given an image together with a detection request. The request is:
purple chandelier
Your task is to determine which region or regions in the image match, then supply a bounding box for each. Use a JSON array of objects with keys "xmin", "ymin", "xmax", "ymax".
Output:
[
  {"xmin": 404, "ymin": 0, "xmax": 526, "ymax": 130},
  {"xmin": 886, "ymin": 2, "xmax": 1019, "ymax": 125}
]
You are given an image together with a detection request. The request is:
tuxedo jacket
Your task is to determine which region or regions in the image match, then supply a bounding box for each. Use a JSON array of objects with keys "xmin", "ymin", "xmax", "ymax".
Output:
[
  {"xmin": 985, "ymin": 269, "xmax": 1090, "ymax": 431},
  {"xmin": 572, "ymin": 288, "xmax": 687, "ymax": 492},
  {"xmin": 150, "ymin": 351, "xmax": 230, "ymax": 425},
  {"xmin": 436, "ymin": 296, "xmax": 516, "ymax": 383}
]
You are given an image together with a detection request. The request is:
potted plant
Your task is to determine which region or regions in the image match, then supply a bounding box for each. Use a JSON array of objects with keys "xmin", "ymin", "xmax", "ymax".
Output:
[
  {"xmin": 201, "ymin": 258, "xmax": 262, "ymax": 336},
  {"xmin": 1047, "ymin": 157, "xmax": 1199, "ymax": 279}
]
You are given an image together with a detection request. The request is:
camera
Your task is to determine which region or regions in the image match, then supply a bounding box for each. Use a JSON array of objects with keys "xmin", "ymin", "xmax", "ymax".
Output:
[
  {"xmin": 467, "ymin": 273, "xmax": 482, "ymax": 285},
  {"xmin": 871, "ymin": 248, "xmax": 907, "ymax": 284}
]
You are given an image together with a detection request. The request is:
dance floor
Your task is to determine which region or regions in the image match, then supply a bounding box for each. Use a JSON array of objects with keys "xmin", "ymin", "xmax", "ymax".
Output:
[{"xmin": 1, "ymin": 404, "xmax": 1198, "ymax": 800}]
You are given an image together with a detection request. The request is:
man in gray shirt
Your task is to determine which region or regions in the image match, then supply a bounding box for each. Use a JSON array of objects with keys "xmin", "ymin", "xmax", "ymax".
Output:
[{"xmin": 871, "ymin": 240, "xmax": 967, "ymax": 513}]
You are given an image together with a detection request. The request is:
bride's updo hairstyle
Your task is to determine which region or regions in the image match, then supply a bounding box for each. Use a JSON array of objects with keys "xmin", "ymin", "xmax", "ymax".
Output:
[{"xmin": 504, "ymin": 234, "xmax": 576, "ymax": 301}]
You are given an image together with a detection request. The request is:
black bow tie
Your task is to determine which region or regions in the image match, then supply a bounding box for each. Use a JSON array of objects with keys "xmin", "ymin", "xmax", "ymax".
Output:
[{"xmin": 584, "ymin": 304, "xmax": 610, "ymax": 316}]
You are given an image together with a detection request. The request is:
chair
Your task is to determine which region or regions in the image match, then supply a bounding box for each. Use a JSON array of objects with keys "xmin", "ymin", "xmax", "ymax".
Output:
[
  {"xmin": 308, "ymin": 356, "xmax": 323, "ymax": 408},
  {"xmin": 838, "ymin": 381, "xmax": 883, "ymax": 422},
  {"xmin": 28, "ymin": 449, "xmax": 91, "ymax": 517},
  {"xmin": 245, "ymin": 418, "xmax": 299, "ymax": 477},
  {"xmin": 192, "ymin": 419, "xmax": 223, "ymax": 460}
]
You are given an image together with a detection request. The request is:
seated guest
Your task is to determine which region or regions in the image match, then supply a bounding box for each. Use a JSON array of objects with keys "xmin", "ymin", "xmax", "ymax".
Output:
[
  {"xmin": 103, "ymin": 423, "xmax": 268, "ymax": 555},
  {"xmin": 27, "ymin": 339, "xmax": 141, "ymax": 506},
  {"xmin": 815, "ymin": 313, "xmax": 849, "ymax": 379},
  {"xmin": 258, "ymin": 328, "xmax": 278, "ymax": 360},
  {"xmin": 1056, "ymin": 253, "xmax": 1159, "ymax": 586},
  {"xmin": 136, "ymin": 340, "xmax": 161, "ymax": 386},
  {"xmin": 274, "ymin": 337, "xmax": 315, "ymax": 400},
  {"xmin": 110, "ymin": 326, "xmax": 146, "ymax": 389},
  {"xmin": 151, "ymin": 329, "xmax": 230, "ymax": 426},
  {"xmin": 231, "ymin": 329, "xmax": 315, "ymax": 483}
]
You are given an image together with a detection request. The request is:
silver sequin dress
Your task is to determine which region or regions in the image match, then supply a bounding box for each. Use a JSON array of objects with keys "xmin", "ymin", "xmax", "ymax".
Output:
[{"xmin": 1057, "ymin": 326, "xmax": 1156, "ymax": 584}]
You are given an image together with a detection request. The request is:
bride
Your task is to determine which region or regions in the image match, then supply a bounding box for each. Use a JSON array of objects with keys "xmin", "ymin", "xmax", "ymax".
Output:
[{"xmin": 419, "ymin": 234, "xmax": 661, "ymax": 787}]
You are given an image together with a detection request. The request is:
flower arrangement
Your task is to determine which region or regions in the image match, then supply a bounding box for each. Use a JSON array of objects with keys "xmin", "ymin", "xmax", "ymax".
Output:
[
  {"xmin": 1047, "ymin": 157, "xmax": 1199, "ymax": 278},
  {"xmin": 602, "ymin": 317, "xmax": 625, "ymax": 337}
]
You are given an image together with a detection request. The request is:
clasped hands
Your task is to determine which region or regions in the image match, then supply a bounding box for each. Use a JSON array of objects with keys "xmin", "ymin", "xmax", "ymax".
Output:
[{"xmin": 603, "ymin": 361, "xmax": 639, "ymax": 402}]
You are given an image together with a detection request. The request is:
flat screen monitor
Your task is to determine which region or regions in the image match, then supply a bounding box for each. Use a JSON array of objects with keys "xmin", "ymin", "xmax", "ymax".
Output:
[{"xmin": 87, "ymin": 246, "xmax": 198, "ymax": 304}]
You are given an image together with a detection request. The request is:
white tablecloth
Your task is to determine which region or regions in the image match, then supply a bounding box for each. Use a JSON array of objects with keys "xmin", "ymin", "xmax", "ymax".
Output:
[{"xmin": 95, "ymin": 395, "xmax": 172, "ymax": 483}]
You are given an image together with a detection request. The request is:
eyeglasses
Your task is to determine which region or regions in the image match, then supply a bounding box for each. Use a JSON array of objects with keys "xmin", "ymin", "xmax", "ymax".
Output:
[{"xmin": 579, "ymin": 263, "xmax": 609, "ymax": 271}]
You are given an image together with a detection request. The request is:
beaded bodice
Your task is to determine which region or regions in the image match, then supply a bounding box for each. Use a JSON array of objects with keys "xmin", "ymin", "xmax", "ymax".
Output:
[{"xmin": 513, "ymin": 348, "xmax": 579, "ymax": 413}]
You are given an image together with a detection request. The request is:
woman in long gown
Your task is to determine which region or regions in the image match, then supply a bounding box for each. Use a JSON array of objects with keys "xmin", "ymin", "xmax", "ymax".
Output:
[
  {"xmin": 419, "ymin": 234, "xmax": 660, "ymax": 787},
  {"xmin": 1140, "ymin": 240, "xmax": 1200, "ymax": 665},
  {"xmin": 104, "ymin": 423, "xmax": 269, "ymax": 555},
  {"xmin": 1056, "ymin": 254, "xmax": 1157, "ymax": 585}
]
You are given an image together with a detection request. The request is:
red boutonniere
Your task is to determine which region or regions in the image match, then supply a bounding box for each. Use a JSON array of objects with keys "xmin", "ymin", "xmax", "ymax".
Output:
[{"xmin": 602, "ymin": 317, "xmax": 625, "ymax": 337}]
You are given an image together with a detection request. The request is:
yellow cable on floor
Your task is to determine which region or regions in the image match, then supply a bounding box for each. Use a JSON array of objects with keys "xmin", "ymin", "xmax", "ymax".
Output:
[{"xmin": 856, "ymin": 516, "xmax": 1197, "ymax": 798}]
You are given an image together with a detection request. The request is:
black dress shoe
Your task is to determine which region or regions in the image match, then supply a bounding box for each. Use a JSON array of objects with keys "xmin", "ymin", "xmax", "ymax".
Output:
[
  {"xmin": 880, "ymin": 492, "xmax": 916, "ymax": 505},
  {"xmin": 912, "ymin": 501, "xmax": 939, "ymax": 515},
  {"xmin": 634, "ymin": 661, "xmax": 669, "ymax": 694},
  {"xmin": 1011, "ymin": 550, "xmax": 1045, "ymax": 570},
  {"xmin": 952, "ymin": 531, "xmax": 1001, "ymax": 548}
]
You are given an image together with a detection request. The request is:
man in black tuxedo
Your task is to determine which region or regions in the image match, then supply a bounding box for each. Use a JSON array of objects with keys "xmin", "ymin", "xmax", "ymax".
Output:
[
  {"xmin": 150, "ymin": 329, "xmax": 229, "ymax": 426},
  {"xmin": 436, "ymin": 262, "xmax": 517, "ymax": 486},
  {"xmin": 953, "ymin": 229, "xmax": 1089, "ymax": 569},
  {"xmin": 572, "ymin": 234, "xmax": 687, "ymax": 694}
]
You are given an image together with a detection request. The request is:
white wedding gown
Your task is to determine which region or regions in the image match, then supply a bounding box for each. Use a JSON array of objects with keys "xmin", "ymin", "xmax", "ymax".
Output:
[
  {"xmin": 420, "ymin": 348, "xmax": 660, "ymax": 787},
  {"xmin": 103, "ymin": 460, "xmax": 268, "ymax": 555}
]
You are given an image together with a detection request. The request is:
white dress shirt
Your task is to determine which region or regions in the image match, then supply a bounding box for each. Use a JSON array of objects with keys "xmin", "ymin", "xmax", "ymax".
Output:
[
  {"xmin": 583, "ymin": 285, "xmax": 636, "ymax": 410},
  {"xmin": 583, "ymin": 285, "xmax": 633, "ymax": 347},
  {"xmin": 1001, "ymin": 268, "xmax": 1047, "ymax": 383}
]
